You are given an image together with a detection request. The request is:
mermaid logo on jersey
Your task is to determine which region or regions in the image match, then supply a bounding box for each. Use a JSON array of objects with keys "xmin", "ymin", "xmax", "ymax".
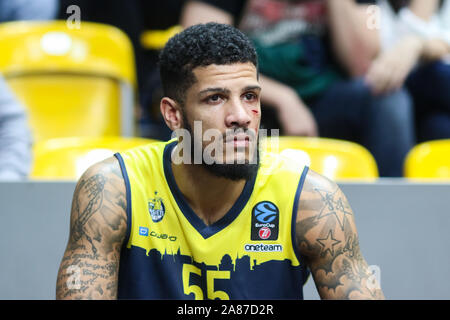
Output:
[
  {"xmin": 251, "ymin": 201, "xmax": 279, "ymax": 240},
  {"xmin": 148, "ymin": 191, "xmax": 165, "ymax": 223}
]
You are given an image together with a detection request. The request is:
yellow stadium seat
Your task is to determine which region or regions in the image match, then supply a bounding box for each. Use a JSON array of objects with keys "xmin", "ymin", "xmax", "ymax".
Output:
[
  {"xmin": 31, "ymin": 136, "xmax": 158, "ymax": 180},
  {"xmin": 140, "ymin": 25, "xmax": 183, "ymax": 50},
  {"xmin": 404, "ymin": 139, "xmax": 450, "ymax": 180},
  {"xmin": 0, "ymin": 21, "xmax": 136, "ymax": 142},
  {"xmin": 261, "ymin": 136, "xmax": 379, "ymax": 181}
]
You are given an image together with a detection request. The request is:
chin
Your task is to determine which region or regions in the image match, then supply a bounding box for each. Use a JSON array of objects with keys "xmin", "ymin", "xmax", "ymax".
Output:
[
  {"xmin": 201, "ymin": 162, "xmax": 259, "ymax": 181},
  {"xmin": 201, "ymin": 149, "xmax": 260, "ymax": 181}
]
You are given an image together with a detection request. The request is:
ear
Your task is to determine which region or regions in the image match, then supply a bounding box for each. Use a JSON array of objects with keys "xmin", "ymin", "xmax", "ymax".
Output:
[{"xmin": 160, "ymin": 97, "xmax": 183, "ymax": 131}]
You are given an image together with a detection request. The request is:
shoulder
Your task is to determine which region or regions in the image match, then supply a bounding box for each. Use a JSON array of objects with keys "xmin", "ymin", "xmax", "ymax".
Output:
[
  {"xmin": 74, "ymin": 156, "xmax": 126, "ymax": 199},
  {"xmin": 294, "ymin": 169, "xmax": 354, "ymax": 257},
  {"xmin": 70, "ymin": 156, "xmax": 127, "ymax": 246},
  {"xmin": 297, "ymin": 168, "xmax": 344, "ymax": 218}
]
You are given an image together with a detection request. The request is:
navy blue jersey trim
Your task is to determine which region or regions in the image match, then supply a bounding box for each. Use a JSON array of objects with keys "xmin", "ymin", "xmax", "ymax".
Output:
[
  {"xmin": 163, "ymin": 141, "xmax": 257, "ymax": 239},
  {"xmin": 114, "ymin": 153, "xmax": 132, "ymax": 247},
  {"xmin": 291, "ymin": 165, "xmax": 311, "ymax": 284}
]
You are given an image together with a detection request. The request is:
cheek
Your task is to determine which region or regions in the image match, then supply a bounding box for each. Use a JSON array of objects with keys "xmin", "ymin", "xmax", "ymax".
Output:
[
  {"xmin": 251, "ymin": 109, "xmax": 259, "ymax": 115},
  {"xmin": 250, "ymin": 109, "xmax": 260, "ymax": 137}
]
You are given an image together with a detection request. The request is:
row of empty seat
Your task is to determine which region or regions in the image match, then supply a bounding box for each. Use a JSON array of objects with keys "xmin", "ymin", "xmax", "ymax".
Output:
[
  {"xmin": 30, "ymin": 136, "xmax": 450, "ymax": 181},
  {"xmin": 0, "ymin": 21, "xmax": 448, "ymax": 181}
]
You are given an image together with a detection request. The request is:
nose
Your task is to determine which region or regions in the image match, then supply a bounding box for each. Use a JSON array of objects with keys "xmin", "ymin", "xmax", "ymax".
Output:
[{"xmin": 225, "ymin": 97, "xmax": 252, "ymax": 129}]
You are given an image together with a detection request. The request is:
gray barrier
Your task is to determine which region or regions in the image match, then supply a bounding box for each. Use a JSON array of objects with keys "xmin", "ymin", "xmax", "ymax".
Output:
[{"xmin": 1, "ymin": 180, "xmax": 449, "ymax": 300}]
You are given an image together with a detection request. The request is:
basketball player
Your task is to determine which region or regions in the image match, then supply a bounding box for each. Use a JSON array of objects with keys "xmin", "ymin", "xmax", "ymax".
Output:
[{"xmin": 56, "ymin": 23, "xmax": 384, "ymax": 300}]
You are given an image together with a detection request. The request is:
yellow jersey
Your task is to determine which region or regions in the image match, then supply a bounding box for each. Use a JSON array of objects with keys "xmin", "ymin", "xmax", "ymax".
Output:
[{"xmin": 115, "ymin": 139, "xmax": 309, "ymax": 299}]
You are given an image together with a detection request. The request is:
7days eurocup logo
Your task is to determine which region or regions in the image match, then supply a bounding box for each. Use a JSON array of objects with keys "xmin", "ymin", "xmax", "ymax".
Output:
[
  {"xmin": 251, "ymin": 201, "xmax": 279, "ymax": 241},
  {"xmin": 148, "ymin": 191, "xmax": 165, "ymax": 223}
]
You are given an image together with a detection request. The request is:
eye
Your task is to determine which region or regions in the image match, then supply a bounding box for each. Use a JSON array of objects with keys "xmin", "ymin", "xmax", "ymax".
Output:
[
  {"xmin": 243, "ymin": 92, "xmax": 258, "ymax": 102},
  {"xmin": 206, "ymin": 94, "xmax": 223, "ymax": 104}
]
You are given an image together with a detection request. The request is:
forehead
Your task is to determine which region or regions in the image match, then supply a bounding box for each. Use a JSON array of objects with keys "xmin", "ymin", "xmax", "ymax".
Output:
[{"xmin": 190, "ymin": 62, "xmax": 259, "ymax": 91}]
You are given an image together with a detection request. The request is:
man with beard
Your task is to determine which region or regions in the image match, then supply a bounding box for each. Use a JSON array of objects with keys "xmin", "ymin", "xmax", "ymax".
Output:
[{"xmin": 56, "ymin": 23, "xmax": 384, "ymax": 300}]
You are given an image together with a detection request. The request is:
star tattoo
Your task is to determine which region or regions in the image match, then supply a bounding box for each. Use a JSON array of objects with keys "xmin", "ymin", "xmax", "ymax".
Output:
[
  {"xmin": 317, "ymin": 229, "xmax": 341, "ymax": 257},
  {"xmin": 315, "ymin": 188, "xmax": 352, "ymax": 231}
]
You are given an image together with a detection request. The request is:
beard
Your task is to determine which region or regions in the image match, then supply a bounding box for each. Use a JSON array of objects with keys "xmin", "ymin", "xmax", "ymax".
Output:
[
  {"xmin": 182, "ymin": 113, "xmax": 260, "ymax": 182},
  {"xmin": 200, "ymin": 139, "xmax": 260, "ymax": 181}
]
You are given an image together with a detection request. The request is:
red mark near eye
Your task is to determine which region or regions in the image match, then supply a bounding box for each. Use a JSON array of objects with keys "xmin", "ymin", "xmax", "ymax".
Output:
[{"xmin": 251, "ymin": 109, "xmax": 259, "ymax": 115}]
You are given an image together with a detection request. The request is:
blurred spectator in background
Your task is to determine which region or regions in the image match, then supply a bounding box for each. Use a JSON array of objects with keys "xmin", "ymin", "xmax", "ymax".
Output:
[
  {"xmin": 0, "ymin": 0, "xmax": 58, "ymax": 180},
  {"xmin": 371, "ymin": 0, "xmax": 450, "ymax": 142},
  {"xmin": 0, "ymin": 76, "xmax": 32, "ymax": 180},
  {"xmin": 181, "ymin": 0, "xmax": 415, "ymax": 177},
  {"xmin": 0, "ymin": 0, "xmax": 58, "ymax": 21},
  {"xmin": 58, "ymin": 0, "xmax": 186, "ymax": 140}
]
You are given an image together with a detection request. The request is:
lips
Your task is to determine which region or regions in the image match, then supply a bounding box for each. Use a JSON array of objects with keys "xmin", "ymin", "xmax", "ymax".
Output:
[
  {"xmin": 225, "ymin": 135, "xmax": 250, "ymax": 148},
  {"xmin": 226, "ymin": 135, "xmax": 250, "ymax": 143}
]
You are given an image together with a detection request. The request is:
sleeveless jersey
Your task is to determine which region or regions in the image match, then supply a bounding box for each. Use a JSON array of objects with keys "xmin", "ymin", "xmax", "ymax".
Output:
[{"xmin": 115, "ymin": 139, "xmax": 310, "ymax": 299}]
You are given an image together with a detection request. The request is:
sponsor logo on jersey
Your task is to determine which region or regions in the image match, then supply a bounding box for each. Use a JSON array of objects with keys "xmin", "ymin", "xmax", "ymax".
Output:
[
  {"xmin": 149, "ymin": 231, "xmax": 177, "ymax": 242},
  {"xmin": 148, "ymin": 191, "xmax": 165, "ymax": 222},
  {"xmin": 139, "ymin": 226, "xmax": 149, "ymax": 236},
  {"xmin": 244, "ymin": 243, "xmax": 283, "ymax": 252},
  {"xmin": 139, "ymin": 227, "xmax": 177, "ymax": 241},
  {"xmin": 251, "ymin": 201, "xmax": 279, "ymax": 240},
  {"xmin": 258, "ymin": 227, "xmax": 271, "ymax": 239}
]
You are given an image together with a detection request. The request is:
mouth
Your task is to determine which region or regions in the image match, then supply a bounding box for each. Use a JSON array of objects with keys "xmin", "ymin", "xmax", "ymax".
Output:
[{"xmin": 225, "ymin": 135, "xmax": 251, "ymax": 148}]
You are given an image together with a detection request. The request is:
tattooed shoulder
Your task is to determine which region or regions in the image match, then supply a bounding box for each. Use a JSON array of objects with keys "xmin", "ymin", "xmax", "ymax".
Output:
[
  {"xmin": 56, "ymin": 156, "xmax": 127, "ymax": 299},
  {"xmin": 295, "ymin": 170, "xmax": 384, "ymax": 299},
  {"xmin": 69, "ymin": 157, "xmax": 127, "ymax": 251}
]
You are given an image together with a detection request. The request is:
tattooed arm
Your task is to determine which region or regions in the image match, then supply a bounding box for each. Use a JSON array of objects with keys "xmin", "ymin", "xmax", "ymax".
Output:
[
  {"xmin": 296, "ymin": 170, "xmax": 384, "ymax": 299},
  {"xmin": 56, "ymin": 157, "xmax": 127, "ymax": 299}
]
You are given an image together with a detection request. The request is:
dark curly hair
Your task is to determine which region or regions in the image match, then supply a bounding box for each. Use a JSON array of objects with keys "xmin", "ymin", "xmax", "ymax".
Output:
[{"xmin": 158, "ymin": 22, "xmax": 258, "ymax": 105}]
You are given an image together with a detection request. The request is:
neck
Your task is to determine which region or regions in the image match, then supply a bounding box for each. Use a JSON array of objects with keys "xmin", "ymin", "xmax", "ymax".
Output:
[{"xmin": 170, "ymin": 147, "xmax": 248, "ymax": 226}]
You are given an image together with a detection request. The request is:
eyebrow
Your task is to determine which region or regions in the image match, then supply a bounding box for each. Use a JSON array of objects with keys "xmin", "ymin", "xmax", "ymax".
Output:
[
  {"xmin": 242, "ymin": 85, "xmax": 262, "ymax": 93},
  {"xmin": 198, "ymin": 87, "xmax": 231, "ymax": 97},
  {"xmin": 198, "ymin": 85, "xmax": 261, "ymax": 97}
]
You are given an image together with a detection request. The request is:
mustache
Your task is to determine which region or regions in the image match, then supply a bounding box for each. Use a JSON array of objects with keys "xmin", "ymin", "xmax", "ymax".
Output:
[{"xmin": 222, "ymin": 127, "xmax": 258, "ymax": 142}]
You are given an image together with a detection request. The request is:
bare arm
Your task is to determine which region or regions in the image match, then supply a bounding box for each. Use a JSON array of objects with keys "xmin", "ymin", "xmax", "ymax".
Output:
[
  {"xmin": 56, "ymin": 157, "xmax": 127, "ymax": 299},
  {"xmin": 259, "ymin": 75, "xmax": 318, "ymax": 137},
  {"xmin": 296, "ymin": 170, "xmax": 384, "ymax": 299},
  {"xmin": 365, "ymin": 35, "xmax": 424, "ymax": 95},
  {"xmin": 180, "ymin": 0, "xmax": 234, "ymax": 27},
  {"xmin": 326, "ymin": 0, "xmax": 380, "ymax": 77},
  {"xmin": 409, "ymin": 0, "xmax": 440, "ymax": 21},
  {"xmin": 404, "ymin": 0, "xmax": 450, "ymax": 59}
]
